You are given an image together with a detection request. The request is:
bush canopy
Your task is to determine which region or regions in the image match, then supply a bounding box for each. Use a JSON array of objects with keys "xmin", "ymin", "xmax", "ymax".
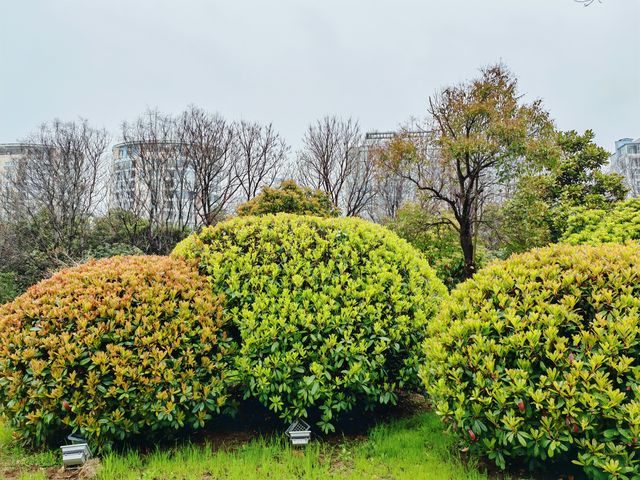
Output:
[
  {"xmin": 421, "ymin": 243, "xmax": 640, "ymax": 479},
  {"xmin": 236, "ymin": 180, "xmax": 340, "ymax": 217},
  {"xmin": 0, "ymin": 256, "xmax": 234, "ymax": 448},
  {"xmin": 562, "ymin": 198, "xmax": 640, "ymax": 245},
  {"xmin": 174, "ymin": 214, "xmax": 447, "ymax": 433}
]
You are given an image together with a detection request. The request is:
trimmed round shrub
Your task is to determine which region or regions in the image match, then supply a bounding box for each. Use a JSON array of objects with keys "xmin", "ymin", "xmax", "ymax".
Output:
[
  {"xmin": 173, "ymin": 214, "xmax": 446, "ymax": 433},
  {"xmin": 236, "ymin": 180, "xmax": 340, "ymax": 217},
  {"xmin": 421, "ymin": 243, "xmax": 640, "ymax": 479},
  {"xmin": 562, "ymin": 198, "xmax": 640, "ymax": 245},
  {"xmin": 0, "ymin": 256, "xmax": 234, "ymax": 448}
]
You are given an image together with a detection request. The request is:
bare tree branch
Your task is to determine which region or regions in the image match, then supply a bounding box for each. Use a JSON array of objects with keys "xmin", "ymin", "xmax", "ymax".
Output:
[
  {"xmin": 178, "ymin": 105, "xmax": 238, "ymax": 226},
  {"xmin": 113, "ymin": 109, "xmax": 194, "ymax": 253},
  {"xmin": 1, "ymin": 118, "xmax": 108, "ymax": 258},
  {"xmin": 233, "ymin": 120, "xmax": 288, "ymax": 203},
  {"xmin": 297, "ymin": 116, "xmax": 375, "ymax": 216}
]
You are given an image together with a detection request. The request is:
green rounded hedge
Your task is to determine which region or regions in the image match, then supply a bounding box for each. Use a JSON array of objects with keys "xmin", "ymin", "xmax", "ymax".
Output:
[
  {"xmin": 0, "ymin": 256, "xmax": 234, "ymax": 448},
  {"xmin": 173, "ymin": 214, "xmax": 446, "ymax": 432},
  {"xmin": 562, "ymin": 198, "xmax": 640, "ymax": 245},
  {"xmin": 236, "ymin": 180, "xmax": 340, "ymax": 217},
  {"xmin": 421, "ymin": 243, "xmax": 640, "ymax": 479}
]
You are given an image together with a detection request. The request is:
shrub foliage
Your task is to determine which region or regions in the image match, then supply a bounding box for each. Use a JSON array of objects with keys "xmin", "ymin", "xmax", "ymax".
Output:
[
  {"xmin": 0, "ymin": 256, "xmax": 233, "ymax": 448},
  {"xmin": 236, "ymin": 180, "xmax": 340, "ymax": 217},
  {"xmin": 83, "ymin": 242, "xmax": 145, "ymax": 260},
  {"xmin": 386, "ymin": 203, "xmax": 491, "ymax": 289},
  {"xmin": 174, "ymin": 214, "xmax": 446, "ymax": 433},
  {"xmin": 421, "ymin": 243, "xmax": 640, "ymax": 479},
  {"xmin": 562, "ymin": 198, "xmax": 640, "ymax": 246},
  {"xmin": 0, "ymin": 271, "xmax": 17, "ymax": 304}
]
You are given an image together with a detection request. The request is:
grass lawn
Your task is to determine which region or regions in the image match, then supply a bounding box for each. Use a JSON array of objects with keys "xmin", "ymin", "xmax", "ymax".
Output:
[
  {"xmin": 0, "ymin": 421, "xmax": 56, "ymax": 480},
  {"xmin": 0, "ymin": 412, "xmax": 499, "ymax": 480}
]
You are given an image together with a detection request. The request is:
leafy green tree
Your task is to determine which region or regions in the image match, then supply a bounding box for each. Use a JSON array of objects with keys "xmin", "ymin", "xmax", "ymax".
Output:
[
  {"xmin": 380, "ymin": 64, "xmax": 554, "ymax": 278},
  {"xmin": 549, "ymin": 130, "xmax": 626, "ymax": 212},
  {"xmin": 386, "ymin": 203, "xmax": 492, "ymax": 289},
  {"xmin": 236, "ymin": 180, "xmax": 340, "ymax": 217},
  {"xmin": 499, "ymin": 130, "xmax": 627, "ymax": 255}
]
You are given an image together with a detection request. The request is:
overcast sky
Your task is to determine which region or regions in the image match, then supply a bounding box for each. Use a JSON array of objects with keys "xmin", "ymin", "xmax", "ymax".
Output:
[{"xmin": 0, "ymin": 0, "xmax": 638, "ymax": 152}]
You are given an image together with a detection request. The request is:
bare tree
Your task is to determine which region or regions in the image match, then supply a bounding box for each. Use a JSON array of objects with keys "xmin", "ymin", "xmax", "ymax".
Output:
[
  {"xmin": 233, "ymin": 121, "xmax": 288, "ymax": 202},
  {"xmin": 297, "ymin": 116, "xmax": 375, "ymax": 216},
  {"xmin": 113, "ymin": 109, "xmax": 194, "ymax": 253},
  {"xmin": 1, "ymin": 119, "xmax": 108, "ymax": 259},
  {"xmin": 178, "ymin": 106, "xmax": 238, "ymax": 226},
  {"xmin": 371, "ymin": 170, "xmax": 414, "ymax": 221}
]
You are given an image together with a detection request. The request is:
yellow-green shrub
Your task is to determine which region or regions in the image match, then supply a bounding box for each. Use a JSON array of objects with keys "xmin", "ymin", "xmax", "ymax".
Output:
[
  {"xmin": 421, "ymin": 243, "xmax": 640, "ymax": 479},
  {"xmin": 0, "ymin": 256, "xmax": 233, "ymax": 448},
  {"xmin": 236, "ymin": 180, "xmax": 339, "ymax": 217},
  {"xmin": 562, "ymin": 198, "xmax": 640, "ymax": 245},
  {"xmin": 173, "ymin": 214, "xmax": 446, "ymax": 433}
]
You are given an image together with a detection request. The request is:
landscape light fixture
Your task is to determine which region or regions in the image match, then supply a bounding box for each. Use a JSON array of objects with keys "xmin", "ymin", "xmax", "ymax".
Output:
[
  {"xmin": 61, "ymin": 434, "xmax": 92, "ymax": 469},
  {"xmin": 285, "ymin": 418, "xmax": 311, "ymax": 446}
]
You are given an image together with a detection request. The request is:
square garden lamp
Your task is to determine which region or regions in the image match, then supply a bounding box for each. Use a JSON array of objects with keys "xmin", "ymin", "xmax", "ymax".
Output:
[
  {"xmin": 286, "ymin": 418, "xmax": 311, "ymax": 446},
  {"xmin": 61, "ymin": 434, "xmax": 92, "ymax": 469}
]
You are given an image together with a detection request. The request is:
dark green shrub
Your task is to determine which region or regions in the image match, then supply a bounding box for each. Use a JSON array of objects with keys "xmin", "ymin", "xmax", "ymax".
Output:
[
  {"xmin": 0, "ymin": 271, "xmax": 17, "ymax": 304},
  {"xmin": 84, "ymin": 242, "xmax": 144, "ymax": 259},
  {"xmin": 236, "ymin": 180, "xmax": 339, "ymax": 217},
  {"xmin": 89, "ymin": 209, "xmax": 191, "ymax": 255},
  {"xmin": 0, "ymin": 256, "xmax": 234, "ymax": 448},
  {"xmin": 173, "ymin": 214, "xmax": 446, "ymax": 433},
  {"xmin": 421, "ymin": 243, "xmax": 640, "ymax": 479}
]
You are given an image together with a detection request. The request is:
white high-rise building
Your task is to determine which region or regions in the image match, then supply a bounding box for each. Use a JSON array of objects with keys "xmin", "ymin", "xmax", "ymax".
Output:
[
  {"xmin": 0, "ymin": 143, "xmax": 29, "ymax": 181},
  {"xmin": 0, "ymin": 143, "xmax": 49, "ymax": 220},
  {"xmin": 109, "ymin": 141, "xmax": 197, "ymax": 227},
  {"xmin": 609, "ymin": 137, "xmax": 640, "ymax": 197}
]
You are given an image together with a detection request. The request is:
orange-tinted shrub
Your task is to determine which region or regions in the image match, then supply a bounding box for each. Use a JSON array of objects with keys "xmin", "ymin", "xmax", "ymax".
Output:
[{"xmin": 0, "ymin": 256, "xmax": 234, "ymax": 448}]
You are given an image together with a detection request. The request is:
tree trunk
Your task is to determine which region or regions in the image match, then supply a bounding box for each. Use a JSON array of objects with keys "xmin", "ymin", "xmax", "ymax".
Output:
[{"xmin": 459, "ymin": 220, "xmax": 476, "ymax": 279}]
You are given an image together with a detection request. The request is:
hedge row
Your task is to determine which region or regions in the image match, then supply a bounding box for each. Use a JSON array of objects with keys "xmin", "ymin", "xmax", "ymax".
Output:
[
  {"xmin": 1, "ymin": 213, "xmax": 638, "ymax": 480},
  {"xmin": 0, "ymin": 214, "xmax": 446, "ymax": 448}
]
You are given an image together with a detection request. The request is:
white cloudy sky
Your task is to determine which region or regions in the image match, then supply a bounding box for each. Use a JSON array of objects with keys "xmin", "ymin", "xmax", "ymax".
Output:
[{"xmin": 0, "ymin": 0, "xmax": 638, "ymax": 151}]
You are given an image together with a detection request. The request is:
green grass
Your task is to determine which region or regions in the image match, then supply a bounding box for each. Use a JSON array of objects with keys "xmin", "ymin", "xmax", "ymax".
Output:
[
  {"xmin": 0, "ymin": 421, "xmax": 57, "ymax": 480},
  {"xmin": 1, "ymin": 413, "xmax": 497, "ymax": 480},
  {"xmin": 98, "ymin": 413, "xmax": 494, "ymax": 479}
]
